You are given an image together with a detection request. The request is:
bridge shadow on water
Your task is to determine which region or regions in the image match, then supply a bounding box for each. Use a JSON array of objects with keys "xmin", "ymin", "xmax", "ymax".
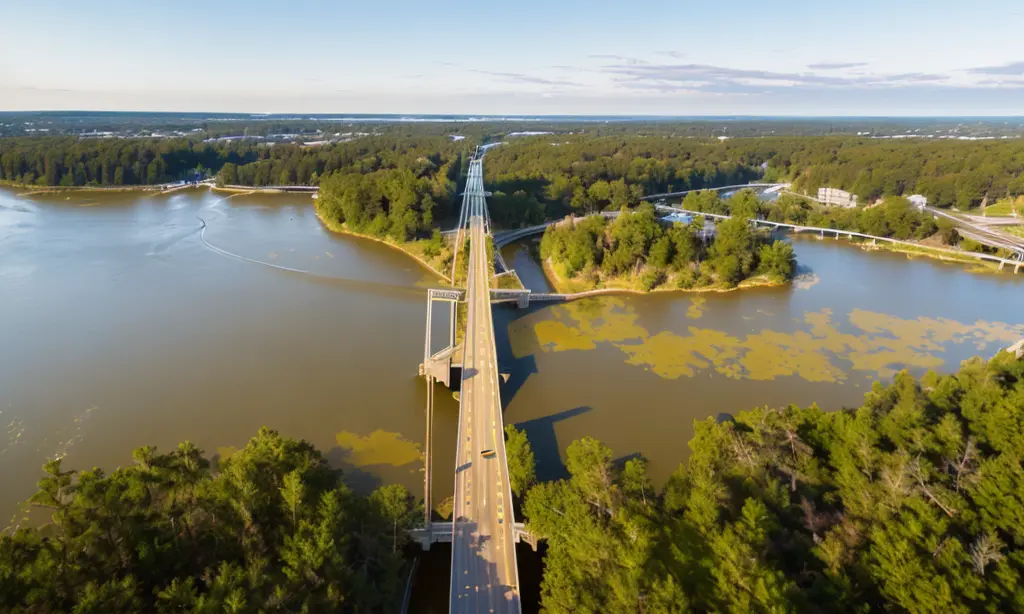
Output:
[
  {"xmin": 512, "ymin": 406, "xmax": 592, "ymax": 482},
  {"xmin": 492, "ymin": 303, "xmax": 551, "ymax": 409}
]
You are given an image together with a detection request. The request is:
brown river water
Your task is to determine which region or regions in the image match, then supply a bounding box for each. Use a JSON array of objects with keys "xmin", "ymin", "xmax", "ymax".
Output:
[{"xmin": 2, "ymin": 187, "xmax": 1023, "ymax": 528}]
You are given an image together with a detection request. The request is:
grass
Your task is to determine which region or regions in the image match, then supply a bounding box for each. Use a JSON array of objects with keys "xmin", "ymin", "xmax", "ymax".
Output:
[
  {"xmin": 1003, "ymin": 226, "xmax": 1024, "ymax": 239},
  {"xmin": 493, "ymin": 271, "xmax": 525, "ymax": 290},
  {"xmin": 983, "ymin": 197, "xmax": 1024, "ymax": 217}
]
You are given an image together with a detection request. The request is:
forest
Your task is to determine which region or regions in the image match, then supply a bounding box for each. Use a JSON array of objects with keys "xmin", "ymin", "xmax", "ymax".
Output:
[
  {"xmin": 0, "ymin": 428, "xmax": 419, "ymax": 613},
  {"xmin": 539, "ymin": 200, "xmax": 796, "ymax": 292},
  {"xmin": 4, "ymin": 134, "xmax": 1024, "ymax": 223},
  {"xmin": 5, "ymin": 353, "xmax": 1020, "ymax": 612},
  {"xmin": 482, "ymin": 135, "xmax": 1024, "ymax": 222},
  {"xmin": 0, "ymin": 135, "xmax": 461, "ymax": 189},
  {"xmin": 312, "ymin": 147, "xmax": 460, "ymax": 243},
  {"xmin": 519, "ymin": 350, "xmax": 1024, "ymax": 613}
]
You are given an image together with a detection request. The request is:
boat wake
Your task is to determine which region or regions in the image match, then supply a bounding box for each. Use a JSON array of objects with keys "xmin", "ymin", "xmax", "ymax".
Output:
[{"xmin": 196, "ymin": 216, "xmax": 423, "ymax": 299}]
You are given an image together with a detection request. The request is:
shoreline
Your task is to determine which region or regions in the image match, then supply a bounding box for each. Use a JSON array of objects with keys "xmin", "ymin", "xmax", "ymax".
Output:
[
  {"xmin": 540, "ymin": 257, "xmax": 786, "ymax": 296},
  {"xmin": 3, "ymin": 183, "xmax": 194, "ymax": 196},
  {"xmin": 314, "ymin": 208, "xmax": 451, "ymax": 283},
  {"xmin": 824, "ymin": 236, "xmax": 1012, "ymax": 275}
]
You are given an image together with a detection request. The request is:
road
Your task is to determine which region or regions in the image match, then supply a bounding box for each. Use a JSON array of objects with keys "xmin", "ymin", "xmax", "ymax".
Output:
[
  {"xmin": 925, "ymin": 206, "xmax": 1024, "ymax": 256},
  {"xmin": 449, "ymin": 159, "xmax": 521, "ymax": 613}
]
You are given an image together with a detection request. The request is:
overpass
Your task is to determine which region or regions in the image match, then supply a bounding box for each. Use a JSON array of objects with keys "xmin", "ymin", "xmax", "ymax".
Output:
[{"xmin": 419, "ymin": 158, "xmax": 522, "ymax": 613}]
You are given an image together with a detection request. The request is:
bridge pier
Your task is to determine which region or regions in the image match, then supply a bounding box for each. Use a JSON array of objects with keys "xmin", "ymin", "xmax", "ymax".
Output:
[
  {"xmin": 423, "ymin": 374, "xmax": 434, "ymax": 535},
  {"xmin": 999, "ymin": 261, "xmax": 1005, "ymax": 271},
  {"xmin": 1015, "ymin": 262, "xmax": 1020, "ymax": 274},
  {"xmin": 418, "ymin": 288, "xmax": 465, "ymax": 550}
]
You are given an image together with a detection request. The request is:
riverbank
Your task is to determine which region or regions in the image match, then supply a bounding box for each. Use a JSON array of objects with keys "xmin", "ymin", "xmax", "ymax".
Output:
[
  {"xmin": 314, "ymin": 208, "xmax": 452, "ymax": 282},
  {"xmin": 840, "ymin": 236, "xmax": 1013, "ymax": 274},
  {"xmin": 541, "ymin": 257, "xmax": 785, "ymax": 295},
  {"xmin": 210, "ymin": 185, "xmax": 317, "ymax": 195},
  {"xmin": 3, "ymin": 181, "xmax": 201, "ymax": 196}
]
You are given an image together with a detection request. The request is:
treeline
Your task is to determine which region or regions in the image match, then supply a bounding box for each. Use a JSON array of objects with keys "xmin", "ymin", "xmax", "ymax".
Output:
[
  {"xmin": 0, "ymin": 428, "xmax": 419, "ymax": 613},
  {"xmin": 7, "ymin": 134, "xmax": 1024, "ymax": 213},
  {"xmin": 214, "ymin": 136, "xmax": 462, "ymax": 188},
  {"xmin": 313, "ymin": 147, "xmax": 461, "ymax": 242},
  {"xmin": 540, "ymin": 201, "xmax": 796, "ymax": 291},
  {"xmin": 521, "ymin": 350, "xmax": 1024, "ymax": 612},
  {"xmin": 0, "ymin": 137, "xmax": 233, "ymax": 186},
  {"xmin": 0, "ymin": 135, "xmax": 463, "ymax": 188},
  {"xmin": 482, "ymin": 136, "xmax": 1024, "ymax": 227}
]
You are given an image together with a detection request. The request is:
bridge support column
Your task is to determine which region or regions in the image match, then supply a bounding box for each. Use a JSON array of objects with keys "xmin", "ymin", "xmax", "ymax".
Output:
[
  {"xmin": 818, "ymin": 230, "xmax": 824, "ymax": 240},
  {"xmin": 1015, "ymin": 263, "xmax": 1020, "ymax": 274},
  {"xmin": 517, "ymin": 293, "xmax": 529, "ymax": 309},
  {"xmin": 423, "ymin": 374, "xmax": 433, "ymax": 533},
  {"xmin": 999, "ymin": 261, "xmax": 1005, "ymax": 271}
]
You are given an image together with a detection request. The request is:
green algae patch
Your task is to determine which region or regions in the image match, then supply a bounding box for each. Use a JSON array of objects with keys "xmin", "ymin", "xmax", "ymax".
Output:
[
  {"xmin": 508, "ymin": 297, "xmax": 648, "ymax": 357},
  {"xmin": 617, "ymin": 328, "xmax": 740, "ymax": 379},
  {"xmin": 335, "ymin": 430, "xmax": 422, "ymax": 468},
  {"xmin": 534, "ymin": 320, "xmax": 598, "ymax": 352},
  {"xmin": 686, "ymin": 297, "xmax": 707, "ymax": 319},
  {"xmin": 507, "ymin": 295, "xmax": 1024, "ymax": 384},
  {"xmin": 733, "ymin": 328, "xmax": 848, "ymax": 382}
]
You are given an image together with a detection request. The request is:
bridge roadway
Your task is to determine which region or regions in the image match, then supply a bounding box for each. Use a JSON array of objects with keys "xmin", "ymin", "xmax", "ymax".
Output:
[{"xmin": 450, "ymin": 159, "xmax": 521, "ymax": 612}]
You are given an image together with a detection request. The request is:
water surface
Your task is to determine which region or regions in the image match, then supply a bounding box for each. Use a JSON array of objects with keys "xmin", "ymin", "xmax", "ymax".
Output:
[{"xmin": 2, "ymin": 188, "xmax": 1021, "ymax": 526}]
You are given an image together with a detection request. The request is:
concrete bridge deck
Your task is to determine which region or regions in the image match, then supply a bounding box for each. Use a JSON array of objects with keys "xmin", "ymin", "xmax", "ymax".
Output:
[{"xmin": 446, "ymin": 158, "xmax": 522, "ymax": 613}]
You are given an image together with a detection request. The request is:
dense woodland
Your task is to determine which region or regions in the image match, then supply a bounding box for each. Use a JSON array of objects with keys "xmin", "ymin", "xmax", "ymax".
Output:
[
  {"xmin": 482, "ymin": 136, "xmax": 1024, "ymax": 222},
  {"xmin": 0, "ymin": 428, "xmax": 419, "ymax": 613},
  {"xmin": 312, "ymin": 145, "xmax": 461, "ymax": 242},
  {"xmin": 540, "ymin": 200, "xmax": 796, "ymax": 291},
  {"xmin": 6, "ymin": 354, "xmax": 1018, "ymax": 612},
  {"xmin": 5, "ymin": 134, "xmax": 1024, "ymax": 223},
  {"xmin": 0, "ymin": 136, "xmax": 461, "ymax": 189},
  {"xmin": 519, "ymin": 350, "xmax": 1024, "ymax": 612}
]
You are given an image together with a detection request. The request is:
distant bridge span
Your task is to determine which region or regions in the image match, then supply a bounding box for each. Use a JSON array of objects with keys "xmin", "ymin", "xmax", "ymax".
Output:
[{"xmin": 490, "ymin": 204, "xmax": 1022, "ymax": 275}]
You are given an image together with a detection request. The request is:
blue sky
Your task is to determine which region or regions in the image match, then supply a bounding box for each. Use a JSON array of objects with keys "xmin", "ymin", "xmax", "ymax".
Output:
[{"xmin": 3, "ymin": 0, "xmax": 1024, "ymax": 115}]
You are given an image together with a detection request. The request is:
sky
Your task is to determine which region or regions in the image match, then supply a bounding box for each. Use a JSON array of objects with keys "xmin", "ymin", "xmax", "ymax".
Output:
[{"xmin": 3, "ymin": 0, "xmax": 1024, "ymax": 116}]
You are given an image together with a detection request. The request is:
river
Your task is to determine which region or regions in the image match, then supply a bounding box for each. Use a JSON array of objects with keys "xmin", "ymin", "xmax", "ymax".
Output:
[{"xmin": 2, "ymin": 187, "xmax": 1023, "ymax": 528}]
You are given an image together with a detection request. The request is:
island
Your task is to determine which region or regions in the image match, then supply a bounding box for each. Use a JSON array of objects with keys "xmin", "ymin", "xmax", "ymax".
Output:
[{"xmin": 539, "ymin": 203, "xmax": 796, "ymax": 293}]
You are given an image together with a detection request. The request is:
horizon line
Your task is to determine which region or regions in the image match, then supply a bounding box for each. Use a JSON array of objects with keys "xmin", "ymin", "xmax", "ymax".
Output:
[{"xmin": 3, "ymin": 109, "xmax": 1024, "ymax": 120}]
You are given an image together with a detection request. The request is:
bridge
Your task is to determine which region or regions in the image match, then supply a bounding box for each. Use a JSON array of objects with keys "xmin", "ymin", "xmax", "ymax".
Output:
[
  {"xmin": 639, "ymin": 182, "xmax": 787, "ymax": 201},
  {"xmin": 419, "ymin": 157, "xmax": 523, "ymax": 613}
]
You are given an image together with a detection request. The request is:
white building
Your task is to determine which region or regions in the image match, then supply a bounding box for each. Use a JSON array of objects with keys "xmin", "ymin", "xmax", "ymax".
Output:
[
  {"xmin": 907, "ymin": 194, "xmax": 928, "ymax": 209},
  {"xmin": 817, "ymin": 187, "xmax": 858, "ymax": 208}
]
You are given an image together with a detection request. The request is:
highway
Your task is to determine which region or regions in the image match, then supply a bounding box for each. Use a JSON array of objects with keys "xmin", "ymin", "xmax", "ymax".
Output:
[
  {"xmin": 449, "ymin": 159, "xmax": 521, "ymax": 613},
  {"xmin": 924, "ymin": 206, "xmax": 1024, "ymax": 257}
]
